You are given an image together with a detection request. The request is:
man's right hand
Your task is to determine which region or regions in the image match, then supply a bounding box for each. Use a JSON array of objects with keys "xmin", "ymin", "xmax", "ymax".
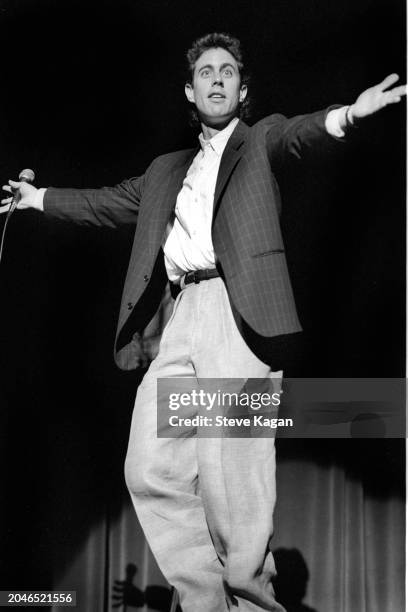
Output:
[{"xmin": 1, "ymin": 180, "xmax": 43, "ymax": 213}]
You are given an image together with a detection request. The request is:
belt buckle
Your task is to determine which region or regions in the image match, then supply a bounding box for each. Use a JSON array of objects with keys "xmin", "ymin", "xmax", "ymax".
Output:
[{"xmin": 193, "ymin": 271, "xmax": 200, "ymax": 284}]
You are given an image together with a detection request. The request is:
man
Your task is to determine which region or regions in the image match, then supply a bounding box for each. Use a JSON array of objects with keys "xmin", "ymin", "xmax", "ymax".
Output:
[{"xmin": 1, "ymin": 32, "xmax": 405, "ymax": 612}]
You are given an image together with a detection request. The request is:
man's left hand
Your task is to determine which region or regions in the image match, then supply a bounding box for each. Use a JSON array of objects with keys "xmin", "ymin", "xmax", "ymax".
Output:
[{"xmin": 349, "ymin": 73, "xmax": 406, "ymax": 123}]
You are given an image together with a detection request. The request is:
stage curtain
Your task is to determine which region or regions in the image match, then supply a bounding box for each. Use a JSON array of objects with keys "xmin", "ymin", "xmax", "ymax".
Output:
[{"xmin": 50, "ymin": 440, "xmax": 405, "ymax": 612}]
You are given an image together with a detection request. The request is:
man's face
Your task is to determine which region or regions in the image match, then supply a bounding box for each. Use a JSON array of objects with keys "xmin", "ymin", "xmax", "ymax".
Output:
[{"xmin": 185, "ymin": 47, "xmax": 247, "ymax": 127}]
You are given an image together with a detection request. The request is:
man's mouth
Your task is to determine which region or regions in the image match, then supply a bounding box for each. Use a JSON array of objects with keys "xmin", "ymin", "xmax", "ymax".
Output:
[{"xmin": 208, "ymin": 93, "xmax": 226, "ymax": 99}]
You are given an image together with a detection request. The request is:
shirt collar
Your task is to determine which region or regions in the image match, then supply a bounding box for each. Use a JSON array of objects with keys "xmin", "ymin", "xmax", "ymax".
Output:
[{"xmin": 198, "ymin": 117, "xmax": 239, "ymax": 156}]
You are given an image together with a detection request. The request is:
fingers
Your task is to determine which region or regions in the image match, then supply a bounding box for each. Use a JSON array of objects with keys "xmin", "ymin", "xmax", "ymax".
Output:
[
  {"xmin": 1, "ymin": 182, "xmax": 14, "ymax": 204},
  {"xmin": 380, "ymin": 73, "xmax": 399, "ymax": 91},
  {"xmin": 8, "ymin": 180, "xmax": 21, "ymax": 189},
  {"xmin": 2, "ymin": 181, "xmax": 20, "ymax": 195},
  {"xmin": 1, "ymin": 181, "xmax": 20, "ymax": 209},
  {"xmin": 0, "ymin": 203, "xmax": 12, "ymax": 214},
  {"xmin": 382, "ymin": 84, "xmax": 406, "ymax": 106},
  {"xmin": 388, "ymin": 96, "xmax": 402, "ymax": 105},
  {"xmin": 390, "ymin": 84, "xmax": 407, "ymax": 97}
]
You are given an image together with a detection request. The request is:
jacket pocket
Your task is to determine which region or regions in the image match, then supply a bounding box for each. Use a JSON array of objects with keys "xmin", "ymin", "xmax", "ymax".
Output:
[{"xmin": 252, "ymin": 249, "xmax": 285, "ymax": 258}]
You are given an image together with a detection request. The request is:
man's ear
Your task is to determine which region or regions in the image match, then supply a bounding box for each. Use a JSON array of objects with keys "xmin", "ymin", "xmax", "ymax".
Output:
[
  {"xmin": 239, "ymin": 84, "xmax": 248, "ymax": 103},
  {"xmin": 185, "ymin": 83, "xmax": 195, "ymax": 103}
]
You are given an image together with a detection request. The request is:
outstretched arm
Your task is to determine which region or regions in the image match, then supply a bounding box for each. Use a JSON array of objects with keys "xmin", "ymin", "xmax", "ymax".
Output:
[
  {"xmin": 342, "ymin": 73, "xmax": 406, "ymax": 127},
  {"xmin": 265, "ymin": 73, "xmax": 406, "ymax": 163},
  {"xmin": 0, "ymin": 175, "xmax": 148, "ymax": 229}
]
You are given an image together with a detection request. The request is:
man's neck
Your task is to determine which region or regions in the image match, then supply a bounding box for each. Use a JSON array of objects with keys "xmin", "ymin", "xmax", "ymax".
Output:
[{"xmin": 201, "ymin": 117, "xmax": 237, "ymax": 140}]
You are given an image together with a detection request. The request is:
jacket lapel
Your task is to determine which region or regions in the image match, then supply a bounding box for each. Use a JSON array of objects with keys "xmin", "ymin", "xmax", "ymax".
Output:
[
  {"xmin": 213, "ymin": 120, "xmax": 249, "ymax": 221},
  {"xmin": 149, "ymin": 147, "xmax": 198, "ymax": 257},
  {"xmin": 147, "ymin": 119, "xmax": 248, "ymax": 255}
]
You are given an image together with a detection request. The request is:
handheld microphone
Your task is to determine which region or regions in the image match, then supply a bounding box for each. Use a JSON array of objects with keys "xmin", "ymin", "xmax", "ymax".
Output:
[
  {"xmin": 10, "ymin": 168, "xmax": 36, "ymax": 213},
  {"xmin": 0, "ymin": 168, "xmax": 36, "ymax": 265}
]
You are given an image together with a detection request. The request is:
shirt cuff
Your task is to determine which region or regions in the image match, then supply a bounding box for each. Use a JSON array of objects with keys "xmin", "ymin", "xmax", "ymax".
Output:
[
  {"xmin": 325, "ymin": 106, "xmax": 348, "ymax": 138},
  {"xmin": 34, "ymin": 187, "xmax": 47, "ymax": 212}
]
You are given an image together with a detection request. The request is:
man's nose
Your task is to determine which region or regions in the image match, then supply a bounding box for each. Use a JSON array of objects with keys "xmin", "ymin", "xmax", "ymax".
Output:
[{"xmin": 212, "ymin": 74, "xmax": 224, "ymax": 86}]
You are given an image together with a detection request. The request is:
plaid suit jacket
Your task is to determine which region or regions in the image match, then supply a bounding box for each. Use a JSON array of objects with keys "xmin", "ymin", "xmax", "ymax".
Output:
[{"xmin": 44, "ymin": 108, "xmax": 340, "ymax": 369}]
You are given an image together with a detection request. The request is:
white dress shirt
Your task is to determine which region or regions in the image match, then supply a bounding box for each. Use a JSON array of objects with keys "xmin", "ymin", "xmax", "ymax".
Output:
[{"xmin": 163, "ymin": 117, "xmax": 239, "ymax": 283}]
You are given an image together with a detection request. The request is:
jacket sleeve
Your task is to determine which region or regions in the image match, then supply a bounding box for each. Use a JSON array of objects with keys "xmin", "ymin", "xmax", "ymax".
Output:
[
  {"xmin": 263, "ymin": 106, "xmax": 345, "ymax": 165},
  {"xmin": 43, "ymin": 170, "xmax": 150, "ymax": 229}
]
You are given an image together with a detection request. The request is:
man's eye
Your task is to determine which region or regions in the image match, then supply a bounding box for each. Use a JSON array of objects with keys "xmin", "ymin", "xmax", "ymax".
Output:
[
  {"xmin": 200, "ymin": 69, "xmax": 210, "ymax": 77},
  {"xmin": 223, "ymin": 69, "xmax": 233, "ymax": 77}
]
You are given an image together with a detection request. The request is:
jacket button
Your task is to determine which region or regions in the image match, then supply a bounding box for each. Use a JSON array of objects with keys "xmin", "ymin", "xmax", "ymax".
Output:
[
  {"xmin": 143, "ymin": 275, "xmax": 149, "ymax": 282},
  {"xmin": 127, "ymin": 302, "xmax": 133, "ymax": 310}
]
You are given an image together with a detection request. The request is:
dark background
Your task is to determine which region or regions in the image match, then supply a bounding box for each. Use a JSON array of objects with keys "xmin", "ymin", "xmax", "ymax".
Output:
[{"xmin": 0, "ymin": 0, "xmax": 405, "ymax": 601}]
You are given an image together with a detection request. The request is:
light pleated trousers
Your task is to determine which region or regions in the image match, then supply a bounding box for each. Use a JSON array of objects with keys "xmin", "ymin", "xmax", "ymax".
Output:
[{"xmin": 125, "ymin": 277, "xmax": 286, "ymax": 612}]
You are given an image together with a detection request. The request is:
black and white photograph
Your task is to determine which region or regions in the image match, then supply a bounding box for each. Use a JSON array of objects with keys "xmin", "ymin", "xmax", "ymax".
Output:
[{"xmin": 0, "ymin": 1, "xmax": 405, "ymax": 611}]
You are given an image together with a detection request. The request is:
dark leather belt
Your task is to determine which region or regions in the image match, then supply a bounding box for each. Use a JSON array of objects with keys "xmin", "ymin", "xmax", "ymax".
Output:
[{"xmin": 183, "ymin": 268, "xmax": 220, "ymax": 285}]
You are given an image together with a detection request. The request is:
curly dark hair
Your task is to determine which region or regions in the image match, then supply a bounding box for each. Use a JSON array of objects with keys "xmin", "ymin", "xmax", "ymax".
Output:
[{"xmin": 185, "ymin": 32, "xmax": 251, "ymax": 125}]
